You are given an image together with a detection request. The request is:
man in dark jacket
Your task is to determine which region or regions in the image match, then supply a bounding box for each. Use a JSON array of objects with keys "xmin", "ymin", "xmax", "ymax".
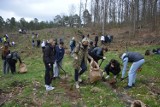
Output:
[
  {"xmin": 43, "ymin": 38, "xmax": 56, "ymax": 91},
  {"xmin": 94, "ymin": 35, "xmax": 98, "ymax": 47},
  {"xmin": 120, "ymin": 52, "xmax": 145, "ymax": 89},
  {"xmin": 90, "ymin": 46, "xmax": 108, "ymax": 63},
  {"xmin": 6, "ymin": 51, "xmax": 22, "ymax": 74}
]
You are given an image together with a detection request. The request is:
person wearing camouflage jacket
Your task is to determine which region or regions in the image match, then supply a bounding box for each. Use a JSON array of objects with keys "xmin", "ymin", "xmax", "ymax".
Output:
[{"xmin": 73, "ymin": 37, "xmax": 93, "ymax": 89}]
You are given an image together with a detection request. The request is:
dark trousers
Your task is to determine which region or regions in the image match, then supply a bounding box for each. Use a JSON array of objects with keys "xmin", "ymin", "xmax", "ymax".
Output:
[
  {"xmin": 44, "ymin": 63, "xmax": 53, "ymax": 85},
  {"xmin": 8, "ymin": 59, "xmax": 17, "ymax": 74},
  {"xmin": 95, "ymin": 41, "xmax": 98, "ymax": 47},
  {"xmin": 74, "ymin": 60, "xmax": 87, "ymax": 81}
]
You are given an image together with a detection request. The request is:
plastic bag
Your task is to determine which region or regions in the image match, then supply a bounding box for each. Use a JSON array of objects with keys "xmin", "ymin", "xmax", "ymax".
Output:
[
  {"xmin": 89, "ymin": 61, "xmax": 102, "ymax": 83},
  {"xmin": 19, "ymin": 63, "xmax": 27, "ymax": 73}
]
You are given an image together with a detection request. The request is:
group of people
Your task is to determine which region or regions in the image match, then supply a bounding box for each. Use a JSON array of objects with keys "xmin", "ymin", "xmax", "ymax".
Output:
[
  {"xmin": 69, "ymin": 35, "xmax": 145, "ymax": 90},
  {"xmin": 1, "ymin": 33, "xmax": 145, "ymax": 92}
]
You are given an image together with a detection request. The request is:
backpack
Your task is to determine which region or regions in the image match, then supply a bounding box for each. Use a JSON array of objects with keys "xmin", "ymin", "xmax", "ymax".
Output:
[{"xmin": 6, "ymin": 51, "xmax": 18, "ymax": 62}]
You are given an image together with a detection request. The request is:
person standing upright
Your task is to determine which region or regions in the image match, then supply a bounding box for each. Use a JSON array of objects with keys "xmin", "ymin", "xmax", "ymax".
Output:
[
  {"xmin": 1, "ymin": 43, "xmax": 10, "ymax": 74},
  {"xmin": 53, "ymin": 41, "xmax": 65, "ymax": 79},
  {"xmin": 94, "ymin": 35, "xmax": 98, "ymax": 47},
  {"xmin": 73, "ymin": 37, "xmax": 93, "ymax": 89},
  {"xmin": 70, "ymin": 37, "xmax": 76, "ymax": 56},
  {"xmin": 43, "ymin": 39, "xmax": 56, "ymax": 91}
]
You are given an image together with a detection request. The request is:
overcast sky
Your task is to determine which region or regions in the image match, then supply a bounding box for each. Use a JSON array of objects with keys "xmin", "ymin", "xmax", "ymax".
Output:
[{"xmin": 0, "ymin": 0, "xmax": 87, "ymax": 22}]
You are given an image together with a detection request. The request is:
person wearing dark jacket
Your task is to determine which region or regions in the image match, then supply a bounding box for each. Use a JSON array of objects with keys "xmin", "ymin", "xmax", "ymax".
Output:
[
  {"xmin": 53, "ymin": 41, "xmax": 65, "ymax": 78},
  {"xmin": 103, "ymin": 59, "xmax": 121, "ymax": 79},
  {"xmin": 70, "ymin": 37, "xmax": 76, "ymax": 56},
  {"xmin": 120, "ymin": 52, "xmax": 145, "ymax": 89},
  {"xmin": 6, "ymin": 51, "xmax": 22, "ymax": 74},
  {"xmin": 1, "ymin": 44, "xmax": 10, "ymax": 74},
  {"xmin": 43, "ymin": 39, "xmax": 56, "ymax": 91},
  {"xmin": 94, "ymin": 35, "xmax": 98, "ymax": 47},
  {"xmin": 90, "ymin": 46, "xmax": 108, "ymax": 63}
]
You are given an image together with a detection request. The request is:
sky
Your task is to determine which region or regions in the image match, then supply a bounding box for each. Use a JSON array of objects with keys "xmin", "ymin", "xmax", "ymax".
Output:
[{"xmin": 0, "ymin": 0, "xmax": 85, "ymax": 22}]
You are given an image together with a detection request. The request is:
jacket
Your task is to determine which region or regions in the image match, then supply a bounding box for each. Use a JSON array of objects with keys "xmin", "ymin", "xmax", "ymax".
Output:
[
  {"xmin": 43, "ymin": 43, "xmax": 55, "ymax": 64},
  {"xmin": 55, "ymin": 45, "xmax": 65, "ymax": 63},
  {"xmin": 73, "ymin": 42, "xmax": 92, "ymax": 70}
]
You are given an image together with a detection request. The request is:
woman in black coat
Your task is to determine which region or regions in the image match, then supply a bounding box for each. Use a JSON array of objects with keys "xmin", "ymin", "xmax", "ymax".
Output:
[
  {"xmin": 43, "ymin": 39, "xmax": 56, "ymax": 91},
  {"xmin": 103, "ymin": 59, "xmax": 121, "ymax": 79}
]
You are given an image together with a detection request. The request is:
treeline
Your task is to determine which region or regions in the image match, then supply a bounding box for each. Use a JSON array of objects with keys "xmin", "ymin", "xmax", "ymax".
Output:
[
  {"xmin": 0, "ymin": 14, "xmax": 81, "ymax": 33},
  {"xmin": 0, "ymin": 0, "xmax": 160, "ymax": 33},
  {"xmin": 89, "ymin": 0, "xmax": 160, "ymax": 32}
]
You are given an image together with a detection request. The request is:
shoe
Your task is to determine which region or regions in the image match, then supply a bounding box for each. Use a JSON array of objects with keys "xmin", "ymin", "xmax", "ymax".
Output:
[
  {"xmin": 105, "ymin": 75, "xmax": 110, "ymax": 79},
  {"xmin": 132, "ymin": 83, "xmax": 135, "ymax": 87},
  {"xmin": 102, "ymin": 72, "xmax": 105, "ymax": 76},
  {"xmin": 75, "ymin": 82, "xmax": 80, "ymax": 89},
  {"xmin": 124, "ymin": 85, "xmax": 132, "ymax": 90},
  {"xmin": 78, "ymin": 78, "xmax": 82, "ymax": 82},
  {"xmin": 46, "ymin": 85, "xmax": 55, "ymax": 91}
]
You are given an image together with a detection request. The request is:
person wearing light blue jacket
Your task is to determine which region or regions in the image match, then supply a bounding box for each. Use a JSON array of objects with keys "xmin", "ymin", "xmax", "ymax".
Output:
[{"xmin": 120, "ymin": 52, "xmax": 145, "ymax": 90}]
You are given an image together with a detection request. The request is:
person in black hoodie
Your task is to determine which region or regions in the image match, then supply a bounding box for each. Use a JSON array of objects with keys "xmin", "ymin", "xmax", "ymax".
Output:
[
  {"xmin": 43, "ymin": 38, "xmax": 56, "ymax": 91},
  {"xmin": 103, "ymin": 59, "xmax": 121, "ymax": 79}
]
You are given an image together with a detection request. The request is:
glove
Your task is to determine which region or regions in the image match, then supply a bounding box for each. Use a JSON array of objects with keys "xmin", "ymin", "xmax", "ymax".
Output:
[
  {"xmin": 48, "ymin": 63, "xmax": 51, "ymax": 68},
  {"xmin": 75, "ymin": 57, "xmax": 78, "ymax": 60},
  {"xmin": 103, "ymin": 57, "xmax": 106, "ymax": 60},
  {"xmin": 102, "ymin": 72, "xmax": 105, "ymax": 76}
]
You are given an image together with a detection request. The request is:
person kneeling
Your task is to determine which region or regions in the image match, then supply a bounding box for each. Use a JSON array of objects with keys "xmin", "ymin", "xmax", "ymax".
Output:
[{"xmin": 103, "ymin": 59, "xmax": 121, "ymax": 80}]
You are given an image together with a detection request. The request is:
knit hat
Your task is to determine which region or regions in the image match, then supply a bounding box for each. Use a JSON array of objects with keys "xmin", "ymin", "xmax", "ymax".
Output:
[
  {"xmin": 82, "ymin": 37, "xmax": 89, "ymax": 43},
  {"xmin": 121, "ymin": 53, "xmax": 127, "ymax": 60}
]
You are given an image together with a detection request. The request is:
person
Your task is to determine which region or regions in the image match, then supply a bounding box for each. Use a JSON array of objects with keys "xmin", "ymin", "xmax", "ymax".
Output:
[
  {"xmin": 100, "ymin": 35, "xmax": 105, "ymax": 44},
  {"xmin": 94, "ymin": 35, "xmax": 98, "ymax": 47},
  {"xmin": 53, "ymin": 41, "xmax": 65, "ymax": 79},
  {"xmin": 36, "ymin": 39, "xmax": 41, "ymax": 47},
  {"xmin": 43, "ymin": 38, "xmax": 56, "ymax": 91},
  {"xmin": 103, "ymin": 59, "xmax": 121, "ymax": 79},
  {"xmin": 145, "ymin": 48, "xmax": 160, "ymax": 56},
  {"xmin": 6, "ymin": 51, "xmax": 22, "ymax": 74},
  {"xmin": 70, "ymin": 37, "xmax": 76, "ymax": 55},
  {"xmin": 88, "ymin": 41, "xmax": 95, "ymax": 62},
  {"xmin": 73, "ymin": 37, "xmax": 93, "ymax": 88},
  {"xmin": 0, "ymin": 37, "xmax": 2, "ymax": 43},
  {"xmin": 152, "ymin": 48, "xmax": 160, "ymax": 54},
  {"xmin": 1, "ymin": 44, "xmax": 10, "ymax": 74},
  {"xmin": 90, "ymin": 46, "xmax": 108, "ymax": 63},
  {"xmin": 32, "ymin": 40, "xmax": 35, "ymax": 47},
  {"xmin": 120, "ymin": 52, "xmax": 145, "ymax": 89}
]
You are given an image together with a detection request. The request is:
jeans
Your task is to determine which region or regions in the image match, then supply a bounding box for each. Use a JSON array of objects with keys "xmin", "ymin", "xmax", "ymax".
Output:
[
  {"xmin": 53, "ymin": 61, "xmax": 62, "ymax": 77},
  {"xmin": 128, "ymin": 59, "xmax": 145, "ymax": 86},
  {"xmin": 44, "ymin": 63, "xmax": 53, "ymax": 85},
  {"xmin": 2, "ymin": 60, "xmax": 9, "ymax": 74},
  {"xmin": 70, "ymin": 46, "xmax": 75, "ymax": 55},
  {"xmin": 74, "ymin": 60, "xmax": 87, "ymax": 81}
]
